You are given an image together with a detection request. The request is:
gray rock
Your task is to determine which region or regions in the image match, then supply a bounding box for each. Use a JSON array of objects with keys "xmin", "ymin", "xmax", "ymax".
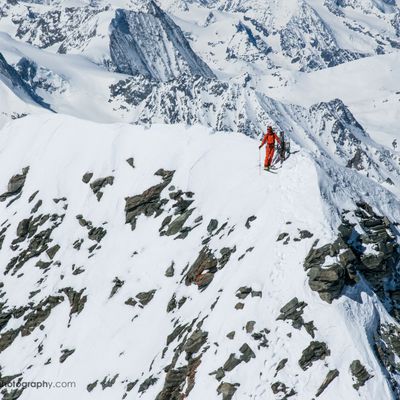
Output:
[
  {"xmin": 245, "ymin": 215, "xmax": 256, "ymax": 229},
  {"xmin": 138, "ymin": 375, "xmax": 158, "ymax": 393},
  {"xmin": 101, "ymin": 374, "xmax": 119, "ymax": 390},
  {"xmin": 245, "ymin": 321, "xmax": 255, "ymax": 333},
  {"xmin": 350, "ymin": 360, "xmax": 372, "ymax": 390},
  {"xmin": 239, "ymin": 343, "xmax": 255, "ymax": 362},
  {"xmin": 277, "ymin": 297, "xmax": 307, "ymax": 329},
  {"xmin": 236, "ymin": 286, "xmax": 252, "ymax": 299},
  {"xmin": 59, "ymin": 348, "xmax": 75, "ymax": 363},
  {"xmin": 184, "ymin": 329, "xmax": 208, "ymax": 354},
  {"xmin": 87, "ymin": 381, "xmax": 98, "ymax": 392},
  {"xmin": 316, "ymin": 369, "xmax": 339, "ymax": 397},
  {"xmin": 165, "ymin": 209, "xmax": 193, "ymax": 236},
  {"xmin": 126, "ymin": 157, "xmax": 135, "ymax": 168},
  {"xmin": 82, "ymin": 172, "xmax": 93, "ymax": 184},
  {"xmin": 0, "ymin": 167, "xmax": 29, "ymax": 202},
  {"xmin": 136, "ymin": 290, "xmax": 156, "ymax": 306},
  {"xmin": 125, "ymin": 169, "xmax": 174, "ymax": 230},
  {"xmin": 165, "ymin": 262, "xmax": 175, "ymax": 277},
  {"xmin": 109, "ymin": 277, "xmax": 124, "ymax": 298},
  {"xmin": 185, "ymin": 247, "xmax": 217, "ymax": 289},
  {"xmin": 217, "ymin": 382, "xmax": 238, "ymax": 400},
  {"xmin": 223, "ymin": 354, "xmax": 241, "ymax": 372},
  {"xmin": 307, "ymin": 264, "xmax": 345, "ymax": 303},
  {"xmin": 46, "ymin": 244, "xmax": 60, "ymax": 260},
  {"xmin": 299, "ymin": 341, "xmax": 330, "ymax": 370},
  {"xmin": 207, "ymin": 219, "xmax": 218, "ymax": 233},
  {"xmin": 274, "ymin": 358, "xmax": 288, "ymax": 376}
]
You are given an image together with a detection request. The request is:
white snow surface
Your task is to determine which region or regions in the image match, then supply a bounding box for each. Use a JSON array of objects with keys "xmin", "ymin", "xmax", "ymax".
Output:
[{"xmin": 0, "ymin": 114, "xmax": 398, "ymax": 399}]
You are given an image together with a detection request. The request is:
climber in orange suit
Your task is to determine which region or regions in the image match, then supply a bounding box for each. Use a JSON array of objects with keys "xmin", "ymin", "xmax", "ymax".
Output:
[{"xmin": 259, "ymin": 126, "xmax": 281, "ymax": 170}]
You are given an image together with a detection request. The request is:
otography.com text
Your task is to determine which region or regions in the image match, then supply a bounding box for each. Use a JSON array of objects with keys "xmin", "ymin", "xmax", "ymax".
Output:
[{"xmin": 0, "ymin": 380, "xmax": 76, "ymax": 390}]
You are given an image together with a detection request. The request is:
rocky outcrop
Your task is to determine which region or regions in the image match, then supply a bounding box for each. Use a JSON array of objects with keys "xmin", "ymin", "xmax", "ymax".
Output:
[
  {"xmin": 374, "ymin": 322, "xmax": 400, "ymax": 394},
  {"xmin": 304, "ymin": 202, "xmax": 400, "ymax": 308},
  {"xmin": 298, "ymin": 341, "xmax": 330, "ymax": 370},
  {"xmin": 350, "ymin": 360, "xmax": 372, "ymax": 390},
  {"xmin": 184, "ymin": 247, "xmax": 218, "ymax": 289},
  {"xmin": 0, "ymin": 167, "xmax": 29, "ymax": 202},
  {"xmin": 277, "ymin": 297, "xmax": 316, "ymax": 337},
  {"xmin": 125, "ymin": 169, "xmax": 174, "ymax": 230},
  {"xmin": 109, "ymin": 3, "xmax": 215, "ymax": 81},
  {"xmin": 316, "ymin": 369, "xmax": 339, "ymax": 397}
]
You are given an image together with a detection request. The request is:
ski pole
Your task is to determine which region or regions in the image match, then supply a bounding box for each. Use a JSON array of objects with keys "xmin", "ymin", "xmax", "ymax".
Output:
[{"xmin": 258, "ymin": 148, "xmax": 261, "ymax": 175}]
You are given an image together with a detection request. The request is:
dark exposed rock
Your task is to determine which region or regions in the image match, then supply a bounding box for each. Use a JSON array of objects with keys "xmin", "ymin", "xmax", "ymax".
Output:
[
  {"xmin": 165, "ymin": 209, "xmax": 193, "ymax": 236},
  {"xmin": 218, "ymin": 246, "xmax": 236, "ymax": 269},
  {"xmin": 136, "ymin": 290, "xmax": 156, "ymax": 307},
  {"xmin": 88, "ymin": 226, "xmax": 107, "ymax": 243},
  {"xmin": 155, "ymin": 366, "xmax": 187, "ymax": 399},
  {"xmin": 90, "ymin": 176, "xmax": 114, "ymax": 201},
  {"xmin": 60, "ymin": 287, "xmax": 87, "ymax": 318},
  {"xmin": 165, "ymin": 262, "xmax": 175, "ymax": 277},
  {"xmin": 87, "ymin": 381, "xmax": 98, "ymax": 392},
  {"xmin": 101, "ymin": 374, "xmax": 119, "ymax": 390},
  {"xmin": 185, "ymin": 247, "xmax": 217, "ymax": 289},
  {"xmin": 31, "ymin": 199, "xmax": 42, "ymax": 214},
  {"xmin": 305, "ymin": 203, "xmax": 400, "ymax": 316},
  {"xmin": 6, "ymin": 213, "xmax": 65, "ymax": 276},
  {"xmin": 0, "ymin": 167, "xmax": 29, "ymax": 202},
  {"xmin": 139, "ymin": 375, "xmax": 158, "ymax": 393},
  {"xmin": 0, "ymin": 329, "xmax": 20, "ymax": 353},
  {"xmin": 125, "ymin": 169, "xmax": 174, "ymax": 230},
  {"xmin": 82, "ymin": 172, "xmax": 93, "ymax": 184},
  {"xmin": 167, "ymin": 294, "xmax": 177, "ymax": 313},
  {"xmin": 274, "ymin": 358, "xmax": 288, "ymax": 376},
  {"xmin": 236, "ymin": 287, "xmax": 252, "ymax": 299},
  {"xmin": 217, "ymin": 382, "xmax": 238, "ymax": 400},
  {"xmin": 277, "ymin": 232, "xmax": 289, "ymax": 241},
  {"xmin": 109, "ymin": 277, "xmax": 124, "ymax": 298},
  {"xmin": 299, "ymin": 229, "xmax": 313, "ymax": 239},
  {"xmin": 239, "ymin": 343, "xmax": 255, "ymax": 362},
  {"xmin": 307, "ymin": 264, "xmax": 346, "ymax": 303},
  {"xmin": 126, "ymin": 158, "xmax": 135, "ymax": 168},
  {"xmin": 271, "ymin": 381, "xmax": 296, "ymax": 398},
  {"xmin": 299, "ymin": 341, "xmax": 330, "ymax": 370},
  {"xmin": 226, "ymin": 331, "xmax": 235, "ymax": 340},
  {"xmin": 223, "ymin": 354, "xmax": 241, "ymax": 372},
  {"xmin": 251, "ymin": 328, "xmax": 269, "ymax": 348},
  {"xmin": 277, "ymin": 297, "xmax": 307, "ymax": 329},
  {"xmin": 235, "ymin": 302, "xmax": 244, "ymax": 310},
  {"xmin": 184, "ymin": 329, "xmax": 208, "ymax": 355},
  {"xmin": 304, "ymin": 321, "xmax": 317, "ymax": 338},
  {"xmin": 46, "ymin": 244, "xmax": 60, "ymax": 260},
  {"xmin": 316, "ymin": 369, "xmax": 339, "ymax": 397},
  {"xmin": 207, "ymin": 219, "xmax": 218, "ymax": 233},
  {"xmin": 21, "ymin": 295, "xmax": 64, "ymax": 337},
  {"xmin": 59, "ymin": 348, "xmax": 75, "ymax": 363},
  {"xmin": 245, "ymin": 321, "xmax": 255, "ymax": 333},
  {"xmin": 245, "ymin": 216, "xmax": 256, "ymax": 229},
  {"xmin": 350, "ymin": 360, "xmax": 372, "ymax": 390}
]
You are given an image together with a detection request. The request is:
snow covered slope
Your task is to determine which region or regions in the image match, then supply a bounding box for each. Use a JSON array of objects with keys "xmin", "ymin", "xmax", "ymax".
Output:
[{"xmin": 0, "ymin": 114, "xmax": 399, "ymax": 400}]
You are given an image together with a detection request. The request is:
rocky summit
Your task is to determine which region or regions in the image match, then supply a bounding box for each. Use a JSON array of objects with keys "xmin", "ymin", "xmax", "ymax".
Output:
[{"xmin": 0, "ymin": 1, "xmax": 399, "ymax": 400}]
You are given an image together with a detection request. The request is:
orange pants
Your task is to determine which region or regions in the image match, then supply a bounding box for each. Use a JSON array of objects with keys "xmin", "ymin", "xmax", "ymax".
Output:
[{"xmin": 264, "ymin": 145, "xmax": 275, "ymax": 167}]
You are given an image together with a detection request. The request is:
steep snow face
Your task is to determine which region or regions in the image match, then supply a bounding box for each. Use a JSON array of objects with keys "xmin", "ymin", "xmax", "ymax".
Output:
[
  {"xmin": 0, "ymin": 114, "xmax": 399, "ymax": 400},
  {"xmin": 109, "ymin": 4, "xmax": 215, "ymax": 81},
  {"xmin": 0, "ymin": 51, "xmax": 51, "ymax": 116}
]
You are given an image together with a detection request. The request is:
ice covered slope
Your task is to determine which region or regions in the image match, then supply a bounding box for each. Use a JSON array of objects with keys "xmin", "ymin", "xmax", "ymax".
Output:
[{"xmin": 0, "ymin": 114, "xmax": 400, "ymax": 400}]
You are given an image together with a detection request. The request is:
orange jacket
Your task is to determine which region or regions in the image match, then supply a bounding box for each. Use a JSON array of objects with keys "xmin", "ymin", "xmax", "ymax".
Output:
[{"xmin": 260, "ymin": 129, "xmax": 281, "ymax": 148}]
